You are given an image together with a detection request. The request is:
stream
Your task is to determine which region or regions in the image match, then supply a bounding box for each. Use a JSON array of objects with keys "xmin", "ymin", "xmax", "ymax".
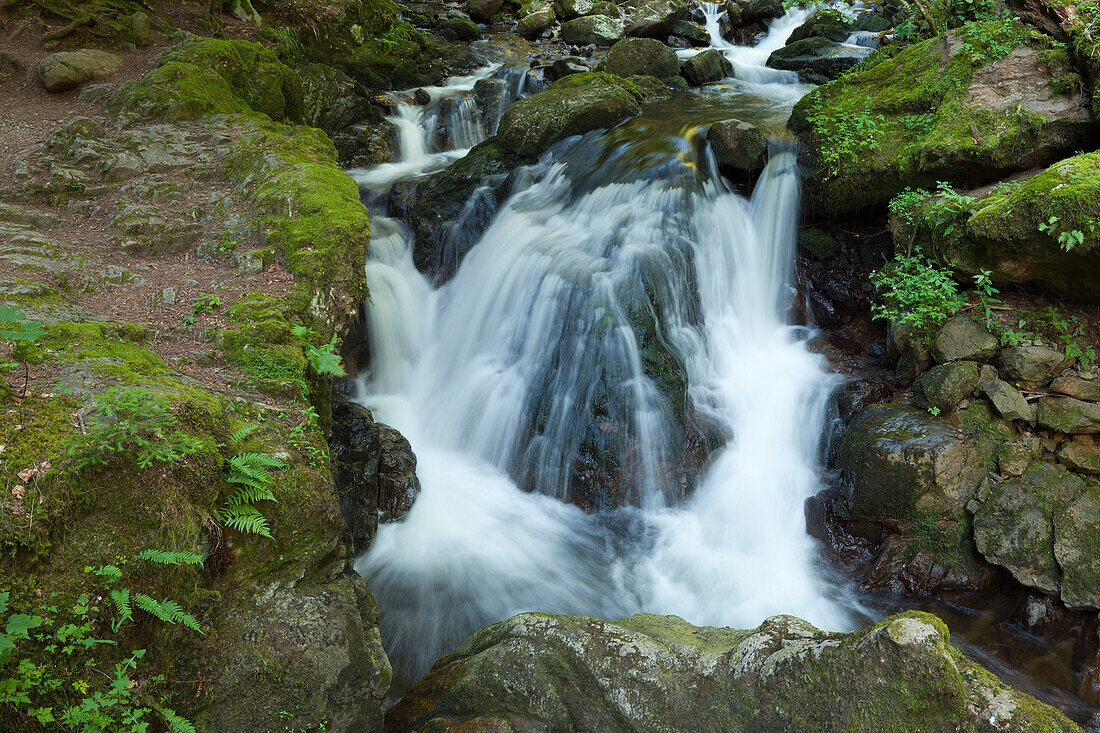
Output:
[{"xmin": 345, "ymin": 4, "xmax": 1094, "ymax": 720}]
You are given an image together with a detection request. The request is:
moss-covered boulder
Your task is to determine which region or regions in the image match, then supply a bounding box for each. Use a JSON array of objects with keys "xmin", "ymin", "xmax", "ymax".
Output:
[
  {"xmin": 788, "ymin": 7, "xmax": 856, "ymax": 43},
  {"xmin": 602, "ymin": 37, "xmax": 681, "ymax": 80},
  {"xmin": 37, "ymin": 49, "xmax": 122, "ymax": 92},
  {"xmin": 299, "ymin": 63, "xmax": 373, "ymax": 135},
  {"xmin": 496, "ymin": 72, "xmax": 643, "ymax": 157},
  {"xmin": 930, "ymin": 316, "xmax": 999, "ymax": 363},
  {"xmin": 1036, "ymin": 396, "xmax": 1100, "ymax": 434},
  {"xmin": 707, "ymin": 118, "xmax": 767, "ymax": 173},
  {"xmin": 906, "ymin": 152, "xmax": 1100, "ymax": 300},
  {"xmin": 789, "ymin": 23, "xmax": 1094, "ymax": 217},
  {"xmin": 681, "ymin": 47, "xmax": 734, "ymax": 84},
  {"xmin": 767, "ymin": 37, "xmax": 867, "ymax": 80},
  {"xmin": 912, "ymin": 360, "xmax": 981, "ymax": 413},
  {"xmin": 561, "ymin": 13, "xmax": 626, "ymax": 44},
  {"xmin": 623, "ymin": 0, "xmax": 692, "ymax": 37},
  {"xmin": 518, "ymin": 3, "xmax": 557, "ymax": 38},
  {"xmin": 386, "ymin": 611, "xmax": 1081, "ymax": 732}
]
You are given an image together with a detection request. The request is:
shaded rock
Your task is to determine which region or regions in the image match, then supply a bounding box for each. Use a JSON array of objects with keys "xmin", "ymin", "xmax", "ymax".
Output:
[
  {"xmin": 37, "ymin": 49, "xmax": 122, "ymax": 92},
  {"xmin": 740, "ymin": 0, "xmax": 783, "ymax": 23},
  {"xmin": 1051, "ymin": 373, "xmax": 1100, "ymax": 402},
  {"xmin": 798, "ymin": 227, "xmax": 840, "ymax": 259},
  {"xmin": 518, "ymin": 4, "xmax": 557, "ymax": 38},
  {"xmin": 441, "ymin": 10, "xmax": 481, "ymax": 41},
  {"xmin": 330, "ymin": 401, "xmax": 419, "ymax": 555},
  {"xmin": 0, "ymin": 50, "xmax": 24, "ymax": 82},
  {"xmin": 980, "ymin": 379, "xmax": 1031, "ymax": 422},
  {"xmin": 496, "ymin": 72, "xmax": 641, "ymax": 157},
  {"xmin": 561, "ymin": 14, "xmax": 625, "ymax": 45},
  {"xmin": 128, "ymin": 11, "xmax": 151, "ymax": 45},
  {"xmin": 387, "ymin": 611, "xmax": 1079, "ymax": 732},
  {"xmin": 299, "ymin": 64, "xmax": 371, "ymax": 135},
  {"xmin": 332, "ymin": 121, "xmax": 396, "ymax": 167},
  {"xmin": 680, "ymin": 48, "xmax": 734, "ymax": 84},
  {"xmin": 707, "ymin": 119, "xmax": 767, "ymax": 173},
  {"xmin": 667, "ymin": 19, "xmax": 710, "ymax": 44},
  {"xmin": 1058, "ymin": 436, "xmax": 1100, "ymax": 474},
  {"xmin": 472, "ymin": 78, "xmax": 507, "ymax": 133},
  {"xmin": 624, "ymin": 0, "xmax": 691, "ymax": 37},
  {"xmin": 912, "ymin": 360, "xmax": 980, "ymax": 413},
  {"xmin": 1054, "ymin": 483, "xmax": 1100, "ymax": 608},
  {"xmin": 767, "ymin": 37, "xmax": 866, "ymax": 80},
  {"xmin": 468, "ymin": 0, "xmax": 505, "ymax": 22},
  {"xmin": 930, "ymin": 316, "xmax": 999, "ymax": 363},
  {"xmin": 997, "ymin": 346, "xmax": 1071, "ymax": 384},
  {"xmin": 998, "ymin": 442, "xmax": 1031, "ymax": 477},
  {"xmin": 973, "ymin": 462, "xmax": 1086, "ymax": 594},
  {"xmin": 788, "ymin": 7, "xmax": 855, "ymax": 43},
  {"xmin": 602, "ymin": 37, "xmax": 680, "ymax": 80},
  {"xmin": 1037, "ymin": 396, "xmax": 1100, "ymax": 434},
  {"xmin": 549, "ymin": 58, "xmax": 591, "ymax": 80},
  {"xmin": 553, "ymin": 0, "xmax": 595, "ymax": 19},
  {"xmin": 590, "ymin": 0, "xmax": 622, "ymax": 17}
]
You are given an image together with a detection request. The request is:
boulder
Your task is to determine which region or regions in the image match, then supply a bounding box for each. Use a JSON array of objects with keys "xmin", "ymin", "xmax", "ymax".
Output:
[
  {"xmin": 1059, "ymin": 436, "xmax": 1100, "ymax": 474},
  {"xmin": 553, "ymin": 0, "xmax": 594, "ymax": 19},
  {"xmin": 788, "ymin": 7, "xmax": 855, "ymax": 43},
  {"xmin": 930, "ymin": 316, "xmax": 999, "ymax": 363},
  {"xmin": 740, "ymin": 0, "xmax": 783, "ymax": 23},
  {"xmin": 1054, "ymin": 483, "xmax": 1100, "ymax": 608},
  {"xmin": 602, "ymin": 37, "xmax": 681, "ymax": 79},
  {"xmin": 997, "ymin": 345, "xmax": 1071, "ymax": 384},
  {"xmin": 387, "ymin": 611, "xmax": 1080, "ymax": 732},
  {"xmin": 1051, "ymin": 373, "xmax": 1100, "ymax": 402},
  {"xmin": 561, "ymin": 14, "xmax": 625, "ymax": 44},
  {"xmin": 128, "ymin": 11, "xmax": 151, "ymax": 45},
  {"xmin": 0, "ymin": 50, "xmax": 23, "ymax": 82},
  {"xmin": 912, "ymin": 360, "xmax": 980, "ymax": 413},
  {"xmin": 467, "ymin": 0, "xmax": 505, "ymax": 22},
  {"xmin": 766, "ymin": 37, "xmax": 867, "ymax": 80},
  {"xmin": 707, "ymin": 119, "xmax": 767, "ymax": 173},
  {"xmin": 789, "ymin": 28, "xmax": 1094, "ymax": 218},
  {"xmin": 667, "ymin": 19, "xmax": 710, "ymax": 45},
  {"xmin": 980, "ymin": 379, "xmax": 1031, "ymax": 423},
  {"xmin": 441, "ymin": 10, "xmax": 481, "ymax": 41},
  {"xmin": 624, "ymin": 0, "xmax": 691, "ymax": 38},
  {"xmin": 517, "ymin": 4, "xmax": 557, "ymax": 38},
  {"xmin": 1036, "ymin": 396, "xmax": 1100, "ymax": 434},
  {"xmin": 330, "ymin": 401, "xmax": 420, "ymax": 555},
  {"xmin": 298, "ymin": 64, "xmax": 372, "ymax": 135},
  {"xmin": 37, "ymin": 49, "xmax": 122, "ymax": 92},
  {"xmin": 590, "ymin": 0, "xmax": 621, "ymax": 17},
  {"xmin": 496, "ymin": 72, "xmax": 642, "ymax": 157},
  {"xmin": 472, "ymin": 78, "xmax": 507, "ymax": 133},
  {"xmin": 548, "ymin": 57, "xmax": 590, "ymax": 80},
  {"xmin": 680, "ymin": 48, "xmax": 734, "ymax": 84}
]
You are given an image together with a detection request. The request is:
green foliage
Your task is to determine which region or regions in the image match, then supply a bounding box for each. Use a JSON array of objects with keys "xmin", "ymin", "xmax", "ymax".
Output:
[
  {"xmin": 65, "ymin": 387, "xmax": 207, "ymax": 472},
  {"xmin": 215, "ymin": 426, "xmax": 284, "ymax": 539},
  {"xmin": 291, "ymin": 325, "xmax": 347, "ymax": 377},
  {"xmin": 972, "ymin": 269, "xmax": 1000, "ymax": 328},
  {"xmin": 985, "ymin": 307, "xmax": 1097, "ymax": 369},
  {"xmin": 136, "ymin": 549, "xmax": 205, "ymax": 566},
  {"xmin": 1038, "ymin": 215, "xmax": 1085, "ymax": 251},
  {"xmin": 0, "ymin": 553, "xmax": 201, "ymax": 731},
  {"xmin": 801, "ymin": 101, "xmax": 885, "ymax": 179},
  {"xmin": 889, "ymin": 188, "xmax": 931, "ymax": 229},
  {"xmin": 927, "ymin": 405, "xmax": 941, "ymax": 416},
  {"xmin": 895, "ymin": 0, "xmax": 1015, "ymax": 43},
  {"xmin": 182, "ymin": 293, "xmax": 223, "ymax": 328},
  {"xmin": 870, "ymin": 249, "xmax": 966, "ymax": 339},
  {"xmin": 0, "ymin": 305, "xmax": 46, "ymax": 396}
]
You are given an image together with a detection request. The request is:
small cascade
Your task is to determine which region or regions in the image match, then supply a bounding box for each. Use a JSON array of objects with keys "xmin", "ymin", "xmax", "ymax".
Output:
[
  {"xmin": 691, "ymin": 1, "xmax": 813, "ymax": 85},
  {"xmin": 843, "ymin": 29, "xmax": 881, "ymax": 48}
]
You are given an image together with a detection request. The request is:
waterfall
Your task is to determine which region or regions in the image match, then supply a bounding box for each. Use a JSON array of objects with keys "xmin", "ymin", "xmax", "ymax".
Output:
[{"xmin": 690, "ymin": 1, "xmax": 813, "ymax": 84}]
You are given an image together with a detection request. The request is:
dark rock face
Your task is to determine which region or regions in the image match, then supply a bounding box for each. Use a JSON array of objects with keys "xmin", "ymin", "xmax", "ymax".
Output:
[
  {"xmin": 739, "ymin": 0, "xmax": 784, "ymax": 24},
  {"xmin": 602, "ymin": 37, "xmax": 681, "ymax": 79},
  {"xmin": 911, "ymin": 360, "xmax": 980, "ymax": 412},
  {"xmin": 624, "ymin": 0, "xmax": 692, "ymax": 37},
  {"xmin": 787, "ymin": 7, "xmax": 855, "ymax": 43},
  {"xmin": 767, "ymin": 37, "xmax": 866, "ymax": 80},
  {"xmin": 680, "ymin": 48, "xmax": 734, "ymax": 85},
  {"xmin": 707, "ymin": 119, "xmax": 767, "ymax": 174},
  {"xmin": 330, "ymin": 400, "xmax": 420, "ymax": 555},
  {"xmin": 298, "ymin": 63, "xmax": 374, "ymax": 135},
  {"xmin": 385, "ymin": 611, "xmax": 1080, "ymax": 732}
]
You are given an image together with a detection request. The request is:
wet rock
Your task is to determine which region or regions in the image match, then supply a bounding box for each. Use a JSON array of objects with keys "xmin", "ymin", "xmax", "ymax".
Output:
[
  {"xmin": 548, "ymin": 57, "xmax": 591, "ymax": 81},
  {"xmin": 624, "ymin": 0, "xmax": 692, "ymax": 38},
  {"xmin": 518, "ymin": 4, "xmax": 558, "ymax": 39},
  {"xmin": 298, "ymin": 64, "xmax": 372, "ymax": 135},
  {"xmin": 973, "ymin": 462, "xmax": 1086, "ymax": 595},
  {"xmin": 602, "ymin": 37, "xmax": 680, "ymax": 80},
  {"xmin": 707, "ymin": 119, "xmax": 767, "ymax": 173},
  {"xmin": 561, "ymin": 14, "xmax": 625, "ymax": 45},
  {"xmin": 37, "ymin": 49, "xmax": 122, "ymax": 92},
  {"xmin": 1054, "ymin": 484, "xmax": 1100, "ymax": 608},
  {"xmin": 997, "ymin": 346, "xmax": 1071, "ymax": 385},
  {"xmin": 912, "ymin": 360, "xmax": 980, "ymax": 413},
  {"xmin": 788, "ymin": 7, "xmax": 855, "ymax": 43},
  {"xmin": 332, "ymin": 121, "xmax": 396, "ymax": 167},
  {"xmin": 1037, "ymin": 397, "xmax": 1100, "ymax": 434},
  {"xmin": 930, "ymin": 316, "xmax": 999, "ymax": 363},
  {"xmin": 387, "ymin": 611, "xmax": 1080, "ymax": 732},
  {"xmin": 330, "ymin": 401, "xmax": 420, "ymax": 555},
  {"xmin": 980, "ymin": 379, "xmax": 1031, "ymax": 422},
  {"xmin": 667, "ymin": 19, "xmax": 710, "ymax": 45},
  {"xmin": 767, "ymin": 37, "xmax": 866, "ymax": 80},
  {"xmin": 441, "ymin": 10, "xmax": 481, "ymax": 41},
  {"xmin": 467, "ymin": 0, "xmax": 505, "ymax": 22},
  {"xmin": 1059, "ymin": 436, "xmax": 1100, "ymax": 474},
  {"xmin": 739, "ymin": 0, "xmax": 784, "ymax": 23},
  {"xmin": 1051, "ymin": 373, "xmax": 1100, "ymax": 402},
  {"xmin": 680, "ymin": 48, "xmax": 734, "ymax": 85}
]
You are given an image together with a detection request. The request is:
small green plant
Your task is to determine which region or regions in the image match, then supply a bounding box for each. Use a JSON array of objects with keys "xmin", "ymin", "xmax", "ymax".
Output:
[
  {"xmin": 1037, "ymin": 215, "xmax": 1085, "ymax": 251},
  {"xmin": 972, "ymin": 269, "xmax": 1000, "ymax": 328},
  {"xmin": 0, "ymin": 305, "xmax": 45, "ymax": 399},
  {"xmin": 869, "ymin": 249, "xmax": 967, "ymax": 340},
  {"xmin": 183, "ymin": 293, "xmax": 223, "ymax": 328},
  {"xmin": 291, "ymin": 326, "xmax": 347, "ymax": 378},
  {"xmin": 927, "ymin": 406, "xmax": 941, "ymax": 416},
  {"xmin": 803, "ymin": 102, "xmax": 885, "ymax": 179},
  {"xmin": 65, "ymin": 388, "xmax": 207, "ymax": 471},
  {"xmin": 216, "ymin": 425, "xmax": 284, "ymax": 539}
]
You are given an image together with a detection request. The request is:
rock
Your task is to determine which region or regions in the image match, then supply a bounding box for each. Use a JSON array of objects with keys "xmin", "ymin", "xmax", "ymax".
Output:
[
  {"xmin": 998, "ymin": 442, "xmax": 1031, "ymax": 477},
  {"xmin": 789, "ymin": 29, "xmax": 1094, "ymax": 218},
  {"xmin": 724, "ymin": 0, "xmax": 743, "ymax": 27},
  {"xmin": 298, "ymin": 64, "xmax": 371, "ymax": 135},
  {"xmin": 441, "ymin": 10, "xmax": 482, "ymax": 41},
  {"xmin": 624, "ymin": 0, "xmax": 691, "ymax": 37},
  {"xmin": 1054, "ymin": 483, "xmax": 1100, "ymax": 608},
  {"xmin": 0, "ymin": 51, "xmax": 24, "ymax": 82},
  {"xmin": 973, "ymin": 462, "xmax": 1086, "ymax": 594},
  {"xmin": 37, "ymin": 49, "xmax": 122, "ymax": 93},
  {"xmin": 740, "ymin": 0, "xmax": 784, "ymax": 23},
  {"xmin": 548, "ymin": 57, "xmax": 591, "ymax": 81},
  {"xmin": 128, "ymin": 11, "xmax": 151, "ymax": 45},
  {"xmin": 496, "ymin": 72, "xmax": 641, "ymax": 157},
  {"xmin": 590, "ymin": 0, "xmax": 621, "ymax": 17},
  {"xmin": 980, "ymin": 379, "xmax": 1031, "ymax": 422},
  {"xmin": 767, "ymin": 37, "xmax": 867, "ymax": 80},
  {"xmin": 387, "ymin": 611, "xmax": 1080, "ymax": 732},
  {"xmin": 467, "ymin": 0, "xmax": 504, "ymax": 22},
  {"xmin": 798, "ymin": 227, "xmax": 840, "ymax": 259},
  {"xmin": 517, "ymin": 5, "xmax": 557, "ymax": 39},
  {"xmin": 912, "ymin": 360, "xmax": 980, "ymax": 413},
  {"xmin": 602, "ymin": 37, "xmax": 680, "ymax": 80},
  {"xmin": 330, "ymin": 401, "xmax": 420, "ymax": 555},
  {"xmin": 930, "ymin": 316, "xmax": 999, "ymax": 363},
  {"xmin": 1059, "ymin": 436, "xmax": 1100, "ymax": 474},
  {"xmin": 997, "ymin": 346, "xmax": 1072, "ymax": 384},
  {"xmin": 561, "ymin": 14, "xmax": 625, "ymax": 45},
  {"xmin": 666, "ymin": 19, "xmax": 710, "ymax": 44},
  {"xmin": 788, "ymin": 7, "xmax": 855, "ymax": 43},
  {"xmin": 707, "ymin": 119, "xmax": 767, "ymax": 173},
  {"xmin": 472, "ymin": 78, "xmax": 507, "ymax": 134},
  {"xmin": 553, "ymin": 0, "xmax": 594, "ymax": 19},
  {"xmin": 1051, "ymin": 373, "xmax": 1100, "ymax": 402},
  {"xmin": 680, "ymin": 48, "xmax": 734, "ymax": 85},
  {"xmin": 332, "ymin": 121, "xmax": 396, "ymax": 167},
  {"xmin": 1037, "ymin": 396, "xmax": 1100, "ymax": 434}
]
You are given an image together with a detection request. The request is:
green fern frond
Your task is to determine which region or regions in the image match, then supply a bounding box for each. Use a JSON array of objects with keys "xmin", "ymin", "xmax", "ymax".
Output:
[
  {"xmin": 110, "ymin": 589, "xmax": 132, "ymax": 623},
  {"xmin": 160, "ymin": 708, "xmax": 197, "ymax": 733},
  {"xmin": 137, "ymin": 549, "xmax": 205, "ymax": 567},
  {"xmin": 218, "ymin": 505, "xmax": 273, "ymax": 538},
  {"xmin": 229, "ymin": 424, "xmax": 260, "ymax": 446},
  {"xmin": 226, "ymin": 486, "xmax": 277, "ymax": 506},
  {"xmin": 232, "ymin": 452, "xmax": 286, "ymax": 470},
  {"xmin": 133, "ymin": 594, "xmax": 203, "ymax": 633}
]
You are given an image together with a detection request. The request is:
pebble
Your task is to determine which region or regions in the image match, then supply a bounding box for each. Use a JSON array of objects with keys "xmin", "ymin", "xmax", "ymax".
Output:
[{"xmin": 161, "ymin": 287, "xmax": 176, "ymax": 304}]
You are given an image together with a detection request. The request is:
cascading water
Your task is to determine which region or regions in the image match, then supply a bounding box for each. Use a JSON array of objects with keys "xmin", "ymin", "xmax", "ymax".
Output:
[
  {"xmin": 689, "ymin": 1, "xmax": 813, "ymax": 84},
  {"xmin": 351, "ymin": 19, "xmax": 856, "ymax": 687}
]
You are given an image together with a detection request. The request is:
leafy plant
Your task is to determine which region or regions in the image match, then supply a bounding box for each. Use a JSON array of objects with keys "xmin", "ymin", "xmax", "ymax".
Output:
[
  {"xmin": 1039, "ymin": 215, "xmax": 1085, "ymax": 251},
  {"xmin": 869, "ymin": 249, "xmax": 966, "ymax": 339},
  {"xmin": 0, "ymin": 305, "xmax": 45, "ymax": 399},
  {"xmin": 291, "ymin": 325, "xmax": 347, "ymax": 377},
  {"xmin": 972, "ymin": 269, "xmax": 1000, "ymax": 328},
  {"xmin": 216, "ymin": 425, "xmax": 284, "ymax": 539},
  {"xmin": 927, "ymin": 405, "xmax": 941, "ymax": 415},
  {"xmin": 803, "ymin": 101, "xmax": 885, "ymax": 179},
  {"xmin": 183, "ymin": 293, "xmax": 223, "ymax": 328}
]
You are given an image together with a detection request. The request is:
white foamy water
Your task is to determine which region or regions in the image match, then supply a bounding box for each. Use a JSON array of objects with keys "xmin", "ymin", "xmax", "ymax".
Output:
[{"xmin": 683, "ymin": 1, "xmax": 813, "ymax": 84}]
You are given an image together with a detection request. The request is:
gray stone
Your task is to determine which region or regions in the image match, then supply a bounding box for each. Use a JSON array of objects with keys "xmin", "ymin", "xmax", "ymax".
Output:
[
  {"xmin": 161, "ymin": 287, "xmax": 177, "ymax": 305},
  {"xmin": 998, "ymin": 443, "xmax": 1030, "ymax": 477},
  {"xmin": 740, "ymin": 0, "xmax": 783, "ymax": 23},
  {"xmin": 0, "ymin": 50, "xmax": 23, "ymax": 82},
  {"xmin": 298, "ymin": 64, "xmax": 371, "ymax": 135},
  {"xmin": 707, "ymin": 119, "xmax": 767, "ymax": 173},
  {"xmin": 0, "ymin": 203, "xmax": 62, "ymax": 229},
  {"xmin": 602, "ymin": 37, "xmax": 680, "ymax": 80},
  {"xmin": 997, "ymin": 346, "xmax": 1071, "ymax": 385},
  {"xmin": 1054, "ymin": 485, "xmax": 1100, "ymax": 608},
  {"xmin": 517, "ymin": 4, "xmax": 557, "ymax": 39},
  {"xmin": 680, "ymin": 48, "xmax": 734, "ymax": 85},
  {"xmin": 912, "ymin": 360, "xmax": 980, "ymax": 413},
  {"xmin": 129, "ymin": 11, "xmax": 151, "ymax": 45},
  {"xmin": 467, "ymin": 0, "xmax": 505, "ymax": 21},
  {"xmin": 624, "ymin": 0, "xmax": 691, "ymax": 37},
  {"xmin": 1050, "ymin": 373, "xmax": 1100, "ymax": 402},
  {"xmin": 561, "ymin": 14, "xmax": 625, "ymax": 45},
  {"xmin": 1058, "ymin": 436, "xmax": 1100, "ymax": 473},
  {"xmin": 930, "ymin": 316, "xmax": 999, "ymax": 364},
  {"xmin": 1036, "ymin": 396, "xmax": 1100, "ymax": 434},
  {"xmin": 441, "ymin": 11, "xmax": 481, "ymax": 41},
  {"xmin": 548, "ymin": 58, "xmax": 590, "ymax": 81},
  {"xmin": 979, "ymin": 379, "xmax": 1031, "ymax": 422},
  {"xmin": 37, "ymin": 49, "xmax": 122, "ymax": 93},
  {"xmin": 767, "ymin": 37, "xmax": 868, "ymax": 80}
]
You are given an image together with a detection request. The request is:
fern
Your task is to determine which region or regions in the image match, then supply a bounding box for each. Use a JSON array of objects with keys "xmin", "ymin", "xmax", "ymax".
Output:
[
  {"xmin": 110, "ymin": 589, "xmax": 132, "ymax": 632},
  {"xmin": 218, "ymin": 451, "xmax": 282, "ymax": 538},
  {"xmin": 132, "ymin": 594, "xmax": 202, "ymax": 633},
  {"xmin": 137, "ymin": 549, "xmax": 205, "ymax": 567},
  {"xmin": 229, "ymin": 423, "xmax": 260, "ymax": 446},
  {"xmin": 218, "ymin": 504, "xmax": 273, "ymax": 538},
  {"xmin": 226, "ymin": 485, "xmax": 277, "ymax": 506},
  {"xmin": 160, "ymin": 707, "xmax": 198, "ymax": 733}
]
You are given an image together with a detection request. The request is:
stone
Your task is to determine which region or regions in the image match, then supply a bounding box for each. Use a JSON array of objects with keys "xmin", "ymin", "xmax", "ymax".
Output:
[
  {"xmin": 561, "ymin": 14, "xmax": 625, "ymax": 45},
  {"xmin": 973, "ymin": 462, "xmax": 1086, "ymax": 594},
  {"xmin": 1058, "ymin": 436, "xmax": 1100, "ymax": 474},
  {"xmin": 298, "ymin": 64, "xmax": 371, "ymax": 135},
  {"xmin": 441, "ymin": 10, "xmax": 481, "ymax": 41},
  {"xmin": 0, "ymin": 203, "xmax": 62, "ymax": 229},
  {"xmin": 517, "ymin": 5, "xmax": 557, "ymax": 39},
  {"xmin": 128, "ymin": 11, "xmax": 151, "ymax": 45},
  {"xmin": 548, "ymin": 58, "xmax": 591, "ymax": 81},
  {"xmin": 707, "ymin": 119, "xmax": 767, "ymax": 173},
  {"xmin": 740, "ymin": 0, "xmax": 783, "ymax": 23},
  {"xmin": 602, "ymin": 37, "xmax": 680, "ymax": 80},
  {"xmin": 553, "ymin": 0, "xmax": 594, "ymax": 19},
  {"xmin": 1054, "ymin": 484, "xmax": 1100, "ymax": 608},
  {"xmin": 472, "ymin": 78, "xmax": 507, "ymax": 134},
  {"xmin": 979, "ymin": 363, "xmax": 999, "ymax": 386},
  {"xmin": 767, "ymin": 37, "xmax": 868, "ymax": 80},
  {"xmin": 37, "ymin": 49, "xmax": 122, "ymax": 93},
  {"xmin": 998, "ymin": 443, "xmax": 1031, "ymax": 477},
  {"xmin": 0, "ymin": 50, "xmax": 24, "ymax": 82},
  {"xmin": 680, "ymin": 48, "xmax": 734, "ymax": 85},
  {"xmin": 912, "ymin": 360, "xmax": 980, "ymax": 413},
  {"xmin": 468, "ymin": 0, "xmax": 505, "ymax": 21},
  {"xmin": 624, "ymin": 0, "xmax": 691, "ymax": 37},
  {"xmin": 667, "ymin": 19, "xmax": 710, "ymax": 44},
  {"xmin": 788, "ymin": 7, "xmax": 855, "ymax": 43},
  {"xmin": 930, "ymin": 316, "xmax": 999, "ymax": 364},
  {"xmin": 1036, "ymin": 396, "xmax": 1100, "ymax": 434},
  {"xmin": 980, "ymin": 379, "xmax": 1031, "ymax": 422},
  {"xmin": 161, "ymin": 287, "xmax": 177, "ymax": 305},
  {"xmin": 1051, "ymin": 373, "xmax": 1100, "ymax": 402},
  {"xmin": 388, "ymin": 611, "xmax": 1079, "ymax": 732},
  {"xmin": 997, "ymin": 346, "xmax": 1071, "ymax": 384}
]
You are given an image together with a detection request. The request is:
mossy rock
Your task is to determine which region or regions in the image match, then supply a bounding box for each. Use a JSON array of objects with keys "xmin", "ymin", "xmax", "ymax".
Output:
[
  {"xmin": 789, "ymin": 22, "xmax": 1093, "ymax": 218},
  {"xmin": 787, "ymin": 7, "xmax": 856, "ymax": 43},
  {"xmin": 387, "ymin": 610, "xmax": 1081, "ymax": 731},
  {"xmin": 602, "ymin": 37, "xmax": 681, "ymax": 80}
]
